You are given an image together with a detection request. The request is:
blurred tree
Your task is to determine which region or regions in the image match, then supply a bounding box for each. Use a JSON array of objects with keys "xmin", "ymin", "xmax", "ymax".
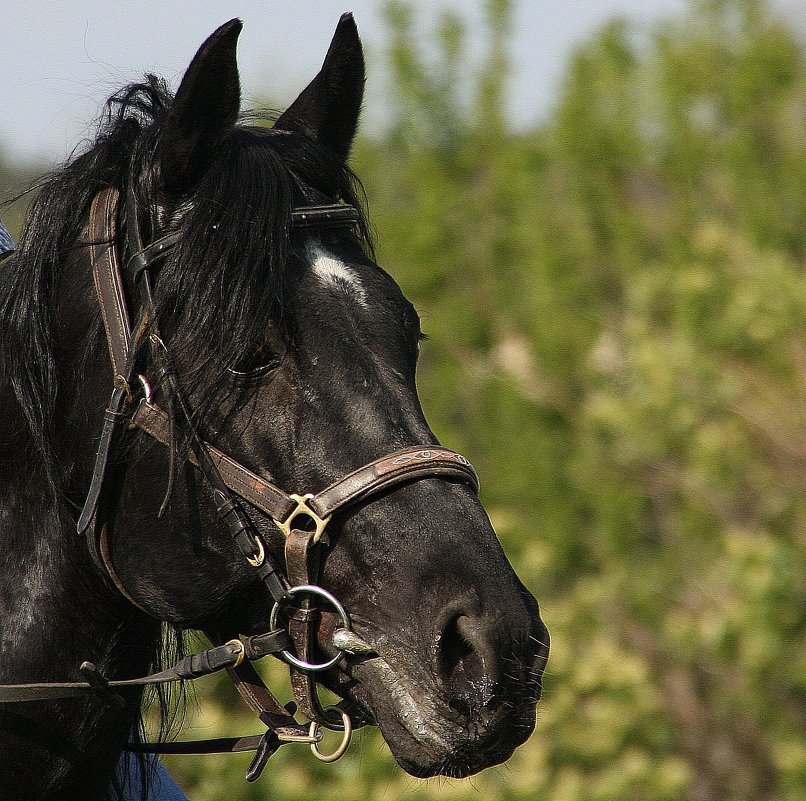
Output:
[{"xmin": 0, "ymin": 146, "xmax": 41, "ymax": 238}]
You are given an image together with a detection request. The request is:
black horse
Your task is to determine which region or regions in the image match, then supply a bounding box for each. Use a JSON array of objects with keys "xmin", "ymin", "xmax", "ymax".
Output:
[{"xmin": 0, "ymin": 15, "xmax": 549, "ymax": 801}]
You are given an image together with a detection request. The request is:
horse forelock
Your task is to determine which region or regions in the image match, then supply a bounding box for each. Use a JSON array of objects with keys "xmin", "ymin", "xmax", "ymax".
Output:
[{"xmin": 0, "ymin": 76, "xmax": 372, "ymax": 476}]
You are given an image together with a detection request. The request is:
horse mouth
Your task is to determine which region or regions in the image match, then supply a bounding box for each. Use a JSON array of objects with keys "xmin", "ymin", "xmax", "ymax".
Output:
[{"xmin": 323, "ymin": 631, "xmax": 545, "ymax": 778}]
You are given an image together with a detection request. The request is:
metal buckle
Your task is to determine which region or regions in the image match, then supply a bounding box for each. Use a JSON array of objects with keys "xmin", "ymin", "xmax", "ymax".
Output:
[
  {"xmin": 225, "ymin": 638, "xmax": 246, "ymax": 669},
  {"xmin": 269, "ymin": 585, "xmax": 350, "ymax": 672},
  {"xmin": 245, "ymin": 534, "xmax": 265, "ymax": 568},
  {"xmin": 274, "ymin": 494, "xmax": 331, "ymax": 543},
  {"xmin": 276, "ymin": 728, "xmax": 324, "ymax": 744}
]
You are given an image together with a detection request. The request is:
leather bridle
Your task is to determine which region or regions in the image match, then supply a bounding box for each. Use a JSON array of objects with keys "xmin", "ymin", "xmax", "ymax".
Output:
[{"xmin": 0, "ymin": 184, "xmax": 479, "ymax": 779}]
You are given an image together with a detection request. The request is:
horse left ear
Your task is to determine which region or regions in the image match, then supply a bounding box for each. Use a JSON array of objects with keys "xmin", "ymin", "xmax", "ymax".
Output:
[
  {"xmin": 157, "ymin": 18, "xmax": 243, "ymax": 197},
  {"xmin": 275, "ymin": 13, "xmax": 365, "ymax": 161}
]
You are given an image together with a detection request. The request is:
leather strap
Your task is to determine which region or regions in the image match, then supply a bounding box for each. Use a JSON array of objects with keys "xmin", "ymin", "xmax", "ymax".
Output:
[
  {"xmin": 77, "ymin": 187, "xmax": 138, "ymax": 535},
  {"xmin": 128, "ymin": 728, "xmax": 285, "ymax": 782},
  {"xmin": 202, "ymin": 627, "xmax": 313, "ymax": 780},
  {"xmin": 77, "ymin": 383, "xmax": 131, "ymax": 534},
  {"xmin": 133, "ymin": 397, "xmax": 479, "ymax": 524},
  {"xmin": 127, "ymin": 734, "xmax": 273, "ymax": 755},
  {"xmin": 291, "ymin": 204, "xmax": 360, "ymax": 229},
  {"xmin": 0, "ymin": 637, "xmax": 277, "ymax": 703},
  {"xmin": 285, "ymin": 530, "xmax": 334, "ymax": 725},
  {"xmin": 310, "ymin": 446, "xmax": 479, "ymax": 519},
  {"xmin": 132, "ymin": 400, "xmax": 295, "ymax": 522},
  {"xmin": 127, "ymin": 231, "xmax": 181, "ymax": 281},
  {"xmin": 90, "ymin": 187, "xmax": 131, "ymax": 379}
]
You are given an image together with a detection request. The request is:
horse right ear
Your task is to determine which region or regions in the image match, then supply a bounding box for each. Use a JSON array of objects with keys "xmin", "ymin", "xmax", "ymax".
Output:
[
  {"xmin": 156, "ymin": 19, "xmax": 242, "ymax": 198},
  {"xmin": 274, "ymin": 13, "xmax": 365, "ymax": 161}
]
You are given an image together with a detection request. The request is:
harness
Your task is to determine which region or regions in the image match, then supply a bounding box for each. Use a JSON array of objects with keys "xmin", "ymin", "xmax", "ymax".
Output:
[{"xmin": 0, "ymin": 186, "xmax": 479, "ymax": 780}]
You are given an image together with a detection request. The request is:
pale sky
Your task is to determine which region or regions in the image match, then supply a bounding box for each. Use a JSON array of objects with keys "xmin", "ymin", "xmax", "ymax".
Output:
[{"xmin": 0, "ymin": 0, "xmax": 796, "ymax": 166}]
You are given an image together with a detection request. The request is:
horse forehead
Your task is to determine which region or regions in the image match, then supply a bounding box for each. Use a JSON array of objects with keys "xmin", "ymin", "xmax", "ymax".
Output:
[{"xmin": 307, "ymin": 243, "xmax": 369, "ymax": 307}]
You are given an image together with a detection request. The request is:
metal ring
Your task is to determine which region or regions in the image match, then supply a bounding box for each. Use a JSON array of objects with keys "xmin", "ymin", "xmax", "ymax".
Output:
[
  {"xmin": 269, "ymin": 585, "xmax": 350, "ymax": 672},
  {"xmin": 310, "ymin": 707, "xmax": 352, "ymax": 762}
]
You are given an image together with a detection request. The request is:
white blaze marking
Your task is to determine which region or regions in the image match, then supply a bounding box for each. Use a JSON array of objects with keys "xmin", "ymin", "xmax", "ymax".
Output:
[{"xmin": 308, "ymin": 244, "xmax": 368, "ymax": 307}]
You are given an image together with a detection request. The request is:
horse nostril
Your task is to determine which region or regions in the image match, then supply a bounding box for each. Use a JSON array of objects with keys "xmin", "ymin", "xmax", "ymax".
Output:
[{"xmin": 437, "ymin": 613, "xmax": 498, "ymax": 709}]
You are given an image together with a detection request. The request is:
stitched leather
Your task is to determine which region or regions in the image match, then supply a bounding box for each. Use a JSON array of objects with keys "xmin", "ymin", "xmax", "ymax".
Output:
[
  {"xmin": 311, "ymin": 446, "xmax": 479, "ymax": 518},
  {"xmin": 285, "ymin": 530, "xmax": 334, "ymax": 725},
  {"xmin": 90, "ymin": 187, "xmax": 131, "ymax": 379}
]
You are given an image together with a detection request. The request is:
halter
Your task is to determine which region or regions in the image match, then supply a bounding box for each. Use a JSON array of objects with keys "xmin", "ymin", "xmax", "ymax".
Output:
[{"xmin": 0, "ymin": 185, "xmax": 479, "ymax": 781}]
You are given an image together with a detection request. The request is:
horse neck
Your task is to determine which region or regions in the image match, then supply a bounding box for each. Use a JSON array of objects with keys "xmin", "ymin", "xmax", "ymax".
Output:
[
  {"xmin": 0, "ymin": 419, "xmax": 161, "ymax": 797},
  {"xmin": 0, "ymin": 424, "xmax": 158, "ymax": 671},
  {"xmin": 0, "ymin": 296, "xmax": 162, "ymax": 798},
  {"xmin": 0, "ymin": 237, "xmax": 158, "ymax": 663}
]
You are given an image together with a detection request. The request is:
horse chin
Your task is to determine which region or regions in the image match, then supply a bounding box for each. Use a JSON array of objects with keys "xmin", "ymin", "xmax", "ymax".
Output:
[{"xmin": 336, "ymin": 653, "xmax": 538, "ymax": 778}]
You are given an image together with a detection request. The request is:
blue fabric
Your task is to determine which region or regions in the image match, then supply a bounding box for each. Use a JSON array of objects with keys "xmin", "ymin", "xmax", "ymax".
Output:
[
  {"xmin": 0, "ymin": 217, "xmax": 14, "ymax": 260},
  {"xmin": 116, "ymin": 754, "xmax": 189, "ymax": 801}
]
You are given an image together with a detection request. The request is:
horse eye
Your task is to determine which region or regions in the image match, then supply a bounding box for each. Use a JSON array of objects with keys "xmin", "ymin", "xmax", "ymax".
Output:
[{"xmin": 226, "ymin": 342, "xmax": 284, "ymax": 379}]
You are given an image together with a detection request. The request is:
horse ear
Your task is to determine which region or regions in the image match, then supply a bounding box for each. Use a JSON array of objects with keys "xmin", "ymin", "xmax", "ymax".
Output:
[
  {"xmin": 157, "ymin": 18, "xmax": 242, "ymax": 197},
  {"xmin": 274, "ymin": 13, "xmax": 364, "ymax": 160}
]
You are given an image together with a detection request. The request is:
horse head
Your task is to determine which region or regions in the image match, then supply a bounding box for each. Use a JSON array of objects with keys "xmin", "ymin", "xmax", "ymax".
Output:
[{"xmin": 1, "ymin": 15, "xmax": 548, "ymax": 793}]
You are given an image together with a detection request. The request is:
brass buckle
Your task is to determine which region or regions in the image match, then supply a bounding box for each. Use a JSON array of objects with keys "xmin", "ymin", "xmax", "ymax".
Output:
[
  {"xmin": 225, "ymin": 638, "xmax": 246, "ymax": 669},
  {"xmin": 245, "ymin": 534, "xmax": 265, "ymax": 568},
  {"xmin": 275, "ymin": 494, "xmax": 331, "ymax": 543}
]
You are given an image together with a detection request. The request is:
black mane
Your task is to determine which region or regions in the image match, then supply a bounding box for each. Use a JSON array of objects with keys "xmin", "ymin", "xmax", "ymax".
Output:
[{"xmin": 0, "ymin": 77, "xmax": 371, "ymax": 485}]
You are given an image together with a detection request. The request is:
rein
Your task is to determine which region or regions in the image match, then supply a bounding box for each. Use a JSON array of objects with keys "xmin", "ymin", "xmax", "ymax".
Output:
[{"xmin": 0, "ymin": 185, "xmax": 479, "ymax": 780}]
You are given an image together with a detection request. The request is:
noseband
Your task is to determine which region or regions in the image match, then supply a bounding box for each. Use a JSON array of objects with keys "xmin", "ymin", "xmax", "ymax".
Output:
[{"xmin": 0, "ymin": 185, "xmax": 479, "ymax": 779}]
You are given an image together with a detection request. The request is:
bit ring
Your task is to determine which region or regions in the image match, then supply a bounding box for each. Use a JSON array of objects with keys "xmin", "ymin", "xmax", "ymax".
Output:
[
  {"xmin": 310, "ymin": 707, "xmax": 352, "ymax": 762},
  {"xmin": 269, "ymin": 585, "xmax": 350, "ymax": 672}
]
